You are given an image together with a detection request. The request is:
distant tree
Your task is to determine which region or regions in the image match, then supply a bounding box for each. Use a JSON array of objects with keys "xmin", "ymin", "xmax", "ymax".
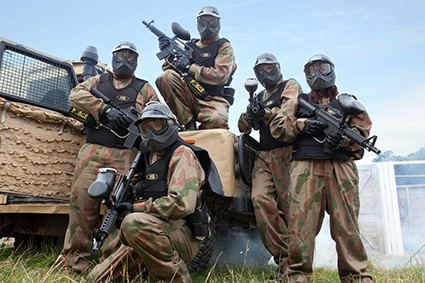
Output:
[
  {"xmin": 373, "ymin": 150, "xmax": 405, "ymax": 162},
  {"xmin": 405, "ymin": 146, "xmax": 425, "ymax": 161},
  {"xmin": 373, "ymin": 145, "xmax": 425, "ymax": 162}
]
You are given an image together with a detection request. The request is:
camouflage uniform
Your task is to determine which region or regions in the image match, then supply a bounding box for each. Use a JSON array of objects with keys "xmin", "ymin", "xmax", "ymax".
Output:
[
  {"xmin": 238, "ymin": 78, "xmax": 302, "ymax": 272},
  {"xmin": 155, "ymin": 37, "xmax": 236, "ymax": 129},
  {"xmin": 270, "ymin": 91, "xmax": 373, "ymax": 283},
  {"xmin": 60, "ymin": 73, "xmax": 159, "ymax": 273},
  {"xmin": 88, "ymin": 144, "xmax": 205, "ymax": 283}
]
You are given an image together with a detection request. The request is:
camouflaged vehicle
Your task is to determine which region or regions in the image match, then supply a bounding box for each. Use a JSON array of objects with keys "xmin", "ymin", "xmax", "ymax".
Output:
[{"xmin": 0, "ymin": 37, "xmax": 266, "ymax": 270}]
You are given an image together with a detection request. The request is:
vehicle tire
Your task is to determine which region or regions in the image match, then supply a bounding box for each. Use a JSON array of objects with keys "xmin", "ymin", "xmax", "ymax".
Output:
[{"xmin": 187, "ymin": 221, "xmax": 216, "ymax": 274}]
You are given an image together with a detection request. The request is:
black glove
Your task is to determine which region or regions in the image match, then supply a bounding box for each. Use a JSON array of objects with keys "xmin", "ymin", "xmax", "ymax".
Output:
[
  {"xmin": 174, "ymin": 56, "xmax": 191, "ymax": 73},
  {"xmin": 114, "ymin": 202, "xmax": 134, "ymax": 228},
  {"xmin": 158, "ymin": 35, "xmax": 170, "ymax": 51},
  {"xmin": 244, "ymin": 112, "xmax": 255, "ymax": 127},
  {"xmin": 303, "ymin": 118, "xmax": 327, "ymax": 136},
  {"xmin": 247, "ymin": 101, "xmax": 265, "ymax": 119},
  {"xmin": 324, "ymin": 131, "xmax": 344, "ymax": 151},
  {"xmin": 103, "ymin": 106, "xmax": 132, "ymax": 130}
]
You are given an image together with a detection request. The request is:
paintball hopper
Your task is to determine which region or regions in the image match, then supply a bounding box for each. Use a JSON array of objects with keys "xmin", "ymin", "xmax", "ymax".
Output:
[
  {"xmin": 88, "ymin": 168, "xmax": 117, "ymax": 199},
  {"xmin": 81, "ymin": 45, "xmax": 104, "ymax": 81},
  {"xmin": 81, "ymin": 45, "xmax": 99, "ymax": 65},
  {"xmin": 337, "ymin": 93, "xmax": 365, "ymax": 116},
  {"xmin": 171, "ymin": 22, "xmax": 191, "ymax": 41},
  {"xmin": 244, "ymin": 78, "xmax": 258, "ymax": 94}
]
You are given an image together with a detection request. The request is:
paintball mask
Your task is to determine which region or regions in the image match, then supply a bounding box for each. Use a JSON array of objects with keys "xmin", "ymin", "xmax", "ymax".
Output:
[
  {"xmin": 304, "ymin": 54, "xmax": 335, "ymax": 91},
  {"xmin": 197, "ymin": 6, "xmax": 221, "ymax": 40},
  {"xmin": 136, "ymin": 102, "xmax": 179, "ymax": 152},
  {"xmin": 112, "ymin": 41, "xmax": 139, "ymax": 77},
  {"xmin": 254, "ymin": 53, "xmax": 282, "ymax": 89}
]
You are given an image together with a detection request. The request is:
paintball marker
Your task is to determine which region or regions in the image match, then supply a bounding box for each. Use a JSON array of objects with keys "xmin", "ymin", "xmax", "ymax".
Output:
[
  {"xmin": 298, "ymin": 93, "xmax": 381, "ymax": 155},
  {"xmin": 142, "ymin": 20, "xmax": 208, "ymax": 99},
  {"xmin": 90, "ymin": 88, "xmax": 141, "ymax": 149},
  {"xmin": 69, "ymin": 45, "xmax": 141, "ymax": 149},
  {"xmin": 244, "ymin": 78, "xmax": 261, "ymax": 130},
  {"xmin": 88, "ymin": 151, "xmax": 143, "ymax": 252}
]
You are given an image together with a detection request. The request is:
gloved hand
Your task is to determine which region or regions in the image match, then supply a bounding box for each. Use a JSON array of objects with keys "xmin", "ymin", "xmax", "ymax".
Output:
[
  {"xmin": 244, "ymin": 112, "xmax": 255, "ymax": 127},
  {"xmin": 115, "ymin": 202, "xmax": 134, "ymax": 228},
  {"xmin": 174, "ymin": 56, "xmax": 191, "ymax": 73},
  {"xmin": 303, "ymin": 118, "xmax": 327, "ymax": 136},
  {"xmin": 103, "ymin": 106, "xmax": 132, "ymax": 130},
  {"xmin": 115, "ymin": 202, "xmax": 134, "ymax": 214},
  {"xmin": 324, "ymin": 131, "xmax": 344, "ymax": 151},
  {"xmin": 158, "ymin": 35, "xmax": 170, "ymax": 50}
]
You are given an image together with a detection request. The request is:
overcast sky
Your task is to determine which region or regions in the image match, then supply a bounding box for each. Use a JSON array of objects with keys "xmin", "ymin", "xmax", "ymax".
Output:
[{"xmin": 2, "ymin": 0, "xmax": 424, "ymax": 163}]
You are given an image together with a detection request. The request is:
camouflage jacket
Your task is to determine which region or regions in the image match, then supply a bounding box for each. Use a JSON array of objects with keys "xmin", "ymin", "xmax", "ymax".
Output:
[
  {"xmin": 132, "ymin": 145, "xmax": 206, "ymax": 220},
  {"xmin": 69, "ymin": 72, "xmax": 159, "ymax": 123}
]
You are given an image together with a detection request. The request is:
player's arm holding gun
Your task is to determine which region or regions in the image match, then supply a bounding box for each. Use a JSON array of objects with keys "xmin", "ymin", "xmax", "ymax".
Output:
[
  {"xmin": 238, "ymin": 78, "xmax": 269, "ymax": 133},
  {"xmin": 297, "ymin": 93, "xmax": 380, "ymax": 155},
  {"xmin": 88, "ymin": 151, "xmax": 143, "ymax": 252},
  {"xmin": 142, "ymin": 20, "xmax": 208, "ymax": 99}
]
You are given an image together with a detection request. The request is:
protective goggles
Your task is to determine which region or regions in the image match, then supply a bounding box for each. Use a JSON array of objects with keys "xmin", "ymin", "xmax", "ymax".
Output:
[
  {"xmin": 113, "ymin": 49, "xmax": 138, "ymax": 63},
  {"xmin": 138, "ymin": 118, "xmax": 166, "ymax": 136},
  {"xmin": 255, "ymin": 64, "xmax": 276, "ymax": 75},
  {"xmin": 197, "ymin": 15, "xmax": 219, "ymax": 28},
  {"xmin": 304, "ymin": 62, "xmax": 333, "ymax": 77}
]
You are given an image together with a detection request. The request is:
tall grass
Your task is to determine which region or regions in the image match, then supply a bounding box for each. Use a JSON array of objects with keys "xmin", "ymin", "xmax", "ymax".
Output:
[{"xmin": 0, "ymin": 239, "xmax": 424, "ymax": 282}]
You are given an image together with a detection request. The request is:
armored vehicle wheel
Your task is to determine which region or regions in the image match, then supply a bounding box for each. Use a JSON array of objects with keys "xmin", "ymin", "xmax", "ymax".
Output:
[{"xmin": 187, "ymin": 221, "xmax": 216, "ymax": 273}]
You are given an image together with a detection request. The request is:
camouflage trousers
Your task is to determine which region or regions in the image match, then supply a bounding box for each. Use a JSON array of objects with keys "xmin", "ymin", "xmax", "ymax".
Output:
[
  {"xmin": 61, "ymin": 143, "xmax": 137, "ymax": 273},
  {"xmin": 286, "ymin": 159, "xmax": 372, "ymax": 283},
  {"xmin": 251, "ymin": 147, "xmax": 292, "ymax": 267},
  {"xmin": 88, "ymin": 212, "xmax": 200, "ymax": 283},
  {"xmin": 156, "ymin": 69, "xmax": 229, "ymax": 129}
]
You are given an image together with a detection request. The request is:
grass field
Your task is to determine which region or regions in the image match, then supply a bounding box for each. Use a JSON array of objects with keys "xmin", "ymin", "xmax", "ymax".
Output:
[{"xmin": 0, "ymin": 238, "xmax": 424, "ymax": 282}]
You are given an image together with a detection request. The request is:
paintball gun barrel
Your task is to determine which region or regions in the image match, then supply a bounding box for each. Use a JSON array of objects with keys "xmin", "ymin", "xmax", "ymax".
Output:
[
  {"xmin": 89, "ymin": 151, "xmax": 143, "ymax": 252},
  {"xmin": 142, "ymin": 20, "xmax": 191, "ymax": 60},
  {"xmin": 298, "ymin": 95, "xmax": 381, "ymax": 155}
]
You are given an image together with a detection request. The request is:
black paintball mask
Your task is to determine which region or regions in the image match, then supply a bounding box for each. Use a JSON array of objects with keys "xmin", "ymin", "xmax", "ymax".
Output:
[
  {"xmin": 196, "ymin": 6, "xmax": 221, "ymax": 40},
  {"xmin": 304, "ymin": 54, "xmax": 336, "ymax": 91},
  {"xmin": 136, "ymin": 102, "xmax": 179, "ymax": 152},
  {"xmin": 112, "ymin": 41, "xmax": 139, "ymax": 77},
  {"xmin": 253, "ymin": 53, "xmax": 282, "ymax": 89}
]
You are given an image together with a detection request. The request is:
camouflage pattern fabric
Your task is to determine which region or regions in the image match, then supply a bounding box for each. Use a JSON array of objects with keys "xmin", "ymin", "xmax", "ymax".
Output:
[
  {"xmin": 285, "ymin": 159, "xmax": 371, "ymax": 283},
  {"xmin": 238, "ymin": 78, "xmax": 302, "ymax": 270},
  {"xmin": 155, "ymin": 39, "xmax": 236, "ymax": 129},
  {"xmin": 269, "ymin": 92, "xmax": 373, "ymax": 282},
  {"xmin": 60, "ymin": 73, "xmax": 159, "ymax": 273},
  {"xmin": 62, "ymin": 144, "xmax": 137, "ymax": 272},
  {"xmin": 251, "ymin": 147, "xmax": 292, "ymax": 265},
  {"xmin": 88, "ymin": 144, "xmax": 205, "ymax": 282},
  {"xmin": 69, "ymin": 72, "xmax": 159, "ymax": 121}
]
